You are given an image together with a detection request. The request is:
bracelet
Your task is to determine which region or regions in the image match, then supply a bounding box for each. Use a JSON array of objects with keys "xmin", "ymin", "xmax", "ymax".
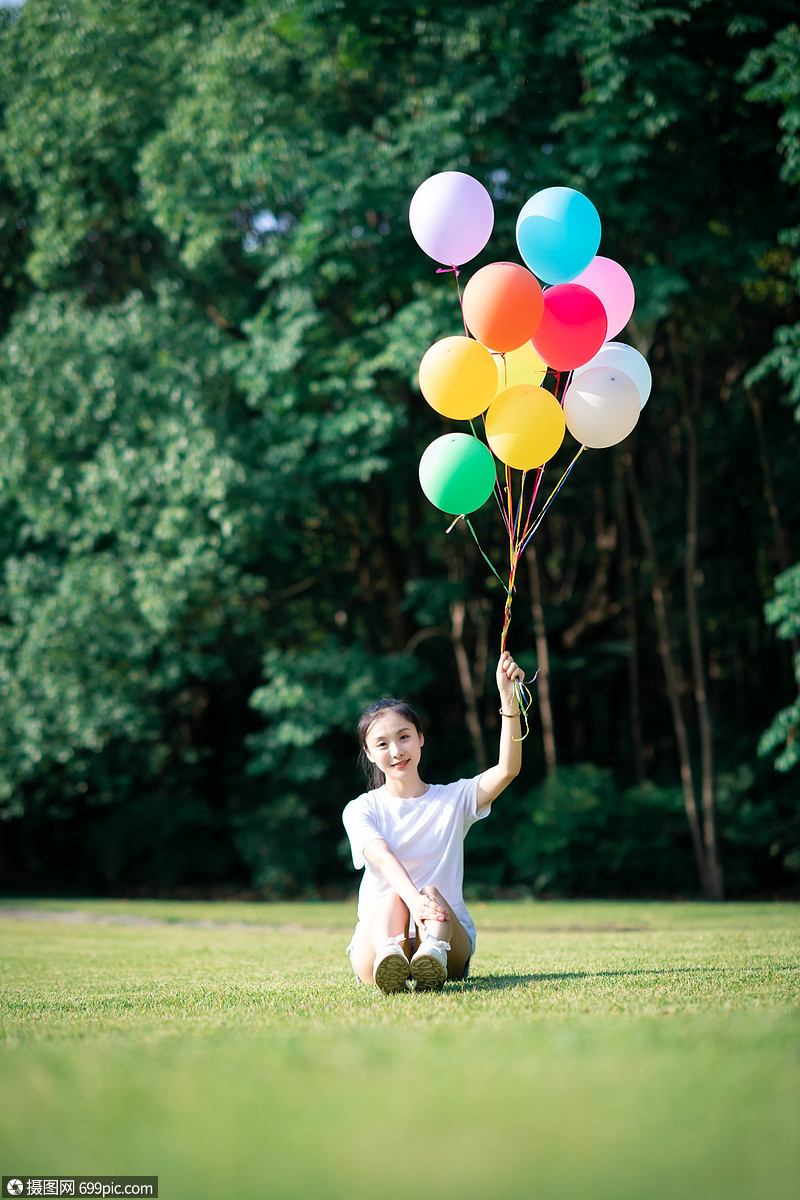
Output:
[{"xmin": 499, "ymin": 709, "xmax": 520, "ymax": 718}]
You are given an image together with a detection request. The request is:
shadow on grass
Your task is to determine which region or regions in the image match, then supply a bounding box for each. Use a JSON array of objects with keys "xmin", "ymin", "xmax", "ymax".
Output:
[{"xmin": 456, "ymin": 963, "xmax": 798, "ymax": 991}]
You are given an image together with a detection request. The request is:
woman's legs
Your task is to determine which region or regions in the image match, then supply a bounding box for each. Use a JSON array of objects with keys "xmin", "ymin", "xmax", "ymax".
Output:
[
  {"xmin": 416, "ymin": 885, "xmax": 472, "ymax": 981},
  {"xmin": 349, "ymin": 885, "xmax": 472, "ymax": 986},
  {"xmin": 349, "ymin": 891, "xmax": 411, "ymax": 985}
]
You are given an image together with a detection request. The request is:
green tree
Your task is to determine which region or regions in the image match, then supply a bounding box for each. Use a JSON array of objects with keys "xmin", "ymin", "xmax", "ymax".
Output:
[
  {"xmin": 0, "ymin": 0, "xmax": 798, "ymax": 898},
  {"xmin": 742, "ymin": 23, "xmax": 800, "ymax": 773}
]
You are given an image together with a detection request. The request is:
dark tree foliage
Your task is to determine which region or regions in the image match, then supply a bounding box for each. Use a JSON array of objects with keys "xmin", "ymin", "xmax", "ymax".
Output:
[{"xmin": 0, "ymin": 0, "xmax": 798, "ymax": 899}]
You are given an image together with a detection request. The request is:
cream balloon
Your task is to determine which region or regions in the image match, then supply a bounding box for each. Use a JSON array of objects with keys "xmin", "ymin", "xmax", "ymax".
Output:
[{"xmin": 563, "ymin": 367, "xmax": 641, "ymax": 449}]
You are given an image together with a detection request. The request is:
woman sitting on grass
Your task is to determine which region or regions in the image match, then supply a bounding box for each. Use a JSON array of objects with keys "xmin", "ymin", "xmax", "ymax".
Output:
[{"xmin": 342, "ymin": 650, "xmax": 526, "ymax": 993}]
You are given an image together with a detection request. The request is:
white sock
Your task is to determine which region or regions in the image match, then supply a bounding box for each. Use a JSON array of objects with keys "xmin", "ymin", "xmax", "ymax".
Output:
[
  {"xmin": 418, "ymin": 935, "xmax": 451, "ymax": 953},
  {"xmin": 383, "ymin": 934, "xmax": 408, "ymax": 955}
]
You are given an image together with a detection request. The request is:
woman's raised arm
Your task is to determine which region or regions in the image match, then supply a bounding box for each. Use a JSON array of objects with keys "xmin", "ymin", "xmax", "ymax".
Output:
[{"xmin": 476, "ymin": 651, "xmax": 525, "ymax": 813}]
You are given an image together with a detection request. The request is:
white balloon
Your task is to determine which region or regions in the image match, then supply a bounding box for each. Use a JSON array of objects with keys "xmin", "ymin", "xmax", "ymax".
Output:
[
  {"xmin": 563, "ymin": 367, "xmax": 641, "ymax": 449},
  {"xmin": 572, "ymin": 341, "xmax": 652, "ymax": 408}
]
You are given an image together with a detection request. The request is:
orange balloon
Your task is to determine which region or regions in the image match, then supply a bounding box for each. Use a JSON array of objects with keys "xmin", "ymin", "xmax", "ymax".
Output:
[
  {"xmin": 418, "ymin": 336, "xmax": 498, "ymax": 420},
  {"xmin": 462, "ymin": 262, "xmax": 544, "ymax": 353},
  {"xmin": 485, "ymin": 384, "xmax": 566, "ymax": 470},
  {"xmin": 491, "ymin": 341, "xmax": 548, "ymax": 396}
]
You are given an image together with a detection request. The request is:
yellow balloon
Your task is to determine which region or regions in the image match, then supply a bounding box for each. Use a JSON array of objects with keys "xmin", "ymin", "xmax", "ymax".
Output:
[
  {"xmin": 485, "ymin": 384, "xmax": 566, "ymax": 470},
  {"xmin": 491, "ymin": 341, "xmax": 548, "ymax": 396},
  {"xmin": 418, "ymin": 336, "xmax": 499, "ymax": 420}
]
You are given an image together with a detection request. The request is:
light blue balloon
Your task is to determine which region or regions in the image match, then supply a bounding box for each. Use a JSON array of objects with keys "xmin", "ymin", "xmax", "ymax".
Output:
[{"xmin": 516, "ymin": 187, "xmax": 602, "ymax": 284}]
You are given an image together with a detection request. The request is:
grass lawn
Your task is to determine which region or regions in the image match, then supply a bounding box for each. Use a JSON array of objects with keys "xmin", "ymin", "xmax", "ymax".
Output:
[{"xmin": 1, "ymin": 898, "xmax": 798, "ymax": 1200}]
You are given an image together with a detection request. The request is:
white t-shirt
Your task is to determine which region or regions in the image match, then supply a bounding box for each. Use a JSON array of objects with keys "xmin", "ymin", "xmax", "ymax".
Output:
[{"xmin": 342, "ymin": 777, "xmax": 488, "ymax": 952}]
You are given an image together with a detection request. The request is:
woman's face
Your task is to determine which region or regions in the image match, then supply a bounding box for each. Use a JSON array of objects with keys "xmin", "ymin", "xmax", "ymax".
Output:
[{"xmin": 363, "ymin": 710, "xmax": 424, "ymax": 785}]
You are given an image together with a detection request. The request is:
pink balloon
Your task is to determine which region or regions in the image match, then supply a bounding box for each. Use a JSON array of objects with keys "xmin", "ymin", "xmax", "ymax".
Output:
[
  {"xmin": 531, "ymin": 284, "xmax": 608, "ymax": 371},
  {"xmin": 571, "ymin": 256, "xmax": 635, "ymax": 340},
  {"xmin": 409, "ymin": 172, "xmax": 494, "ymax": 267}
]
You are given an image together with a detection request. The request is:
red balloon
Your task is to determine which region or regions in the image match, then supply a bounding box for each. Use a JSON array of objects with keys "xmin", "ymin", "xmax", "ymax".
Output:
[
  {"xmin": 531, "ymin": 284, "xmax": 608, "ymax": 371},
  {"xmin": 461, "ymin": 262, "xmax": 544, "ymax": 353}
]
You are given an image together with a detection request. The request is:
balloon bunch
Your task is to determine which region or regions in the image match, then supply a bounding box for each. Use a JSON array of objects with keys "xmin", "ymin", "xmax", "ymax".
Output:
[{"xmin": 410, "ymin": 170, "xmax": 651, "ymax": 660}]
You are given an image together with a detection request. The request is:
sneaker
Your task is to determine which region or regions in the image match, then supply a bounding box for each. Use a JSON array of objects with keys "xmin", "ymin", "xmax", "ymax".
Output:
[
  {"xmin": 373, "ymin": 942, "xmax": 411, "ymax": 994},
  {"xmin": 410, "ymin": 937, "xmax": 450, "ymax": 991}
]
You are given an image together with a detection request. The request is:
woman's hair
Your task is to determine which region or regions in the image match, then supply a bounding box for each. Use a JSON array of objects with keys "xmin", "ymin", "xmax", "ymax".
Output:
[{"xmin": 356, "ymin": 698, "xmax": 424, "ymax": 790}]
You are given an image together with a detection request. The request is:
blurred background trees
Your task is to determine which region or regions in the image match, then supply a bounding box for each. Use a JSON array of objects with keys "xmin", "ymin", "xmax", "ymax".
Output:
[{"xmin": 0, "ymin": 0, "xmax": 798, "ymax": 900}]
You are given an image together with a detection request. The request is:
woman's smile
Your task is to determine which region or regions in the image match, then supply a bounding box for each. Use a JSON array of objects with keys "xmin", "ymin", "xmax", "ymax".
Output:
[{"xmin": 364, "ymin": 711, "xmax": 426, "ymax": 795}]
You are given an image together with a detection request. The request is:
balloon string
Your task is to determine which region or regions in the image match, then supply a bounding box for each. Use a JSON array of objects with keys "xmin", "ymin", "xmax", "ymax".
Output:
[
  {"xmin": 463, "ymin": 518, "xmax": 511, "ymax": 593},
  {"xmin": 501, "ymin": 444, "xmax": 585, "ymax": 651},
  {"xmin": 436, "ymin": 263, "xmax": 468, "ymax": 336},
  {"xmin": 518, "ymin": 464, "xmax": 545, "ymax": 548},
  {"xmin": 512, "ymin": 672, "xmax": 538, "ymax": 742},
  {"xmin": 500, "ymin": 579, "xmax": 515, "ymax": 653},
  {"xmin": 520, "ymin": 445, "xmax": 586, "ymax": 555},
  {"xmin": 472, "ymin": 416, "xmax": 513, "ymax": 536},
  {"xmin": 500, "ymin": 464, "xmax": 538, "ymax": 652},
  {"xmin": 443, "ymin": 515, "xmax": 512, "ymax": 597},
  {"xmin": 512, "ymin": 468, "xmax": 528, "ymax": 547},
  {"xmin": 500, "ymin": 476, "xmax": 521, "ymax": 654},
  {"xmin": 505, "ymin": 463, "xmax": 515, "ymax": 543},
  {"xmin": 500, "ymin": 498, "xmax": 521, "ymax": 652}
]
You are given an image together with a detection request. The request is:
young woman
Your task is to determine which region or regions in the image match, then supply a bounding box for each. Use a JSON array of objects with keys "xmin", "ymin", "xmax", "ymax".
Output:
[{"xmin": 342, "ymin": 650, "xmax": 526, "ymax": 993}]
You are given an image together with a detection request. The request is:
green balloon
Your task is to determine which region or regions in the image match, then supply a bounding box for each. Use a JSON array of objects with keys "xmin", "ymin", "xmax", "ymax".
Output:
[{"xmin": 418, "ymin": 433, "xmax": 496, "ymax": 515}]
